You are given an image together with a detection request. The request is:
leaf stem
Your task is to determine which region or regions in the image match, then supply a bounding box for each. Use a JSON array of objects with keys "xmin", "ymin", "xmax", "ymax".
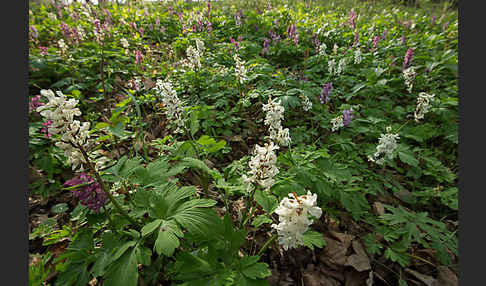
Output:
[
  {"xmin": 77, "ymin": 144, "xmax": 140, "ymax": 228},
  {"xmin": 240, "ymin": 187, "xmax": 257, "ymax": 228},
  {"xmin": 256, "ymin": 234, "xmax": 277, "ymax": 256}
]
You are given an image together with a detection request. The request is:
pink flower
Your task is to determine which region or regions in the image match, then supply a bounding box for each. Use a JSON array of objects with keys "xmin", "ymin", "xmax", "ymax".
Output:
[
  {"xmin": 29, "ymin": 95, "xmax": 44, "ymax": 113},
  {"xmin": 39, "ymin": 46, "xmax": 48, "ymax": 56},
  {"xmin": 135, "ymin": 50, "xmax": 143, "ymax": 65},
  {"xmin": 348, "ymin": 10, "xmax": 357, "ymax": 29},
  {"xmin": 403, "ymin": 48, "xmax": 414, "ymax": 70},
  {"xmin": 64, "ymin": 173, "xmax": 107, "ymax": 213},
  {"xmin": 41, "ymin": 120, "xmax": 52, "ymax": 139},
  {"xmin": 371, "ymin": 36, "xmax": 380, "ymax": 52}
]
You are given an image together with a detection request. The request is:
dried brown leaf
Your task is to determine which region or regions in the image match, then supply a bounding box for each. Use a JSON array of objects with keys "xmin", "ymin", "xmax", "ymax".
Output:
[
  {"xmin": 405, "ymin": 268, "xmax": 437, "ymax": 286},
  {"xmin": 373, "ymin": 202, "xmax": 385, "ymax": 216},
  {"xmin": 436, "ymin": 266, "xmax": 458, "ymax": 286},
  {"xmin": 320, "ymin": 233, "xmax": 353, "ymax": 267},
  {"xmin": 303, "ymin": 264, "xmax": 340, "ymax": 286},
  {"xmin": 344, "ymin": 268, "xmax": 369, "ymax": 286}
]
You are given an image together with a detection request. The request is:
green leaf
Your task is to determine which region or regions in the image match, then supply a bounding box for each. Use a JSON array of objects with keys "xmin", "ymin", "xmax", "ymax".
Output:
[
  {"xmin": 103, "ymin": 247, "xmax": 139, "ymax": 286},
  {"xmin": 241, "ymin": 262, "xmax": 271, "ymax": 279},
  {"xmin": 351, "ymin": 83, "xmax": 366, "ymax": 94},
  {"xmin": 135, "ymin": 245, "xmax": 152, "ymax": 266},
  {"xmin": 190, "ymin": 111, "xmax": 200, "ymax": 137},
  {"xmin": 235, "ymin": 273, "xmax": 270, "ymax": 286},
  {"xmin": 155, "ymin": 220, "xmax": 183, "ymax": 257},
  {"xmin": 339, "ymin": 190, "xmax": 370, "ymax": 220},
  {"xmin": 55, "ymin": 261, "xmax": 90, "ymax": 286},
  {"xmin": 363, "ymin": 234, "xmax": 383, "ymax": 255},
  {"xmin": 384, "ymin": 247, "xmax": 410, "ymax": 267},
  {"xmin": 398, "ymin": 150, "xmax": 419, "ymax": 167},
  {"xmin": 301, "ymin": 231, "xmax": 326, "ymax": 250},
  {"xmin": 179, "ymin": 157, "xmax": 221, "ymax": 180},
  {"xmin": 109, "ymin": 121, "xmax": 126, "ymax": 137},
  {"xmin": 252, "ymin": 215, "xmax": 272, "ymax": 228},
  {"xmin": 141, "ymin": 219, "xmax": 163, "ymax": 237},
  {"xmin": 51, "ymin": 203, "xmax": 68, "ymax": 214},
  {"xmin": 254, "ymin": 190, "xmax": 278, "ymax": 214},
  {"xmin": 398, "ymin": 278, "xmax": 409, "ymax": 286},
  {"xmin": 91, "ymin": 251, "xmax": 111, "ymax": 277},
  {"xmin": 173, "ymin": 207, "xmax": 220, "ymax": 238},
  {"xmin": 112, "ymin": 241, "xmax": 137, "ymax": 261},
  {"xmin": 240, "ymin": 256, "xmax": 260, "ymax": 269}
]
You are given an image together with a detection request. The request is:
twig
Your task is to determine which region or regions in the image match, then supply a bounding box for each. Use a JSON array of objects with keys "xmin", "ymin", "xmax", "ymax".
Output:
[
  {"xmin": 77, "ymin": 144, "xmax": 140, "ymax": 228},
  {"xmin": 256, "ymin": 234, "xmax": 277, "ymax": 256}
]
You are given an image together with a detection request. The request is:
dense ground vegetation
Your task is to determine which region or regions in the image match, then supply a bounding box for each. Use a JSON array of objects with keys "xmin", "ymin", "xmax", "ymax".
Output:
[{"xmin": 29, "ymin": 0, "xmax": 458, "ymax": 285}]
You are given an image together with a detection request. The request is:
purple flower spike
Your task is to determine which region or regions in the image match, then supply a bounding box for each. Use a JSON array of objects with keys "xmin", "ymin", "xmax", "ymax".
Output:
[
  {"xmin": 65, "ymin": 173, "xmax": 107, "ymax": 213},
  {"xmin": 371, "ymin": 36, "xmax": 380, "ymax": 52},
  {"xmin": 443, "ymin": 21, "xmax": 450, "ymax": 31},
  {"xmin": 29, "ymin": 95, "xmax": 44, "ymax": 113},
  {"xmin": 348, "ymin": 10, "xmax": 357, "ymax": 29},
  {"xmin": 269, "ymin": 29, "xmax": 281, "ymax": 45},
  {"xmin": 135, "ymin": 50, "xmax": 143, "ymax": 65},
  {"xmin": 234, "ymin": 11, "xmax": 242, "ymax": 26},
  {"xmin": 342, "ymin": 109, "xmax": 354, "ymax": 126},
  {"xmin": 60, "ymin": 22, "xmax": 71, "ymax": 40},
  {"xmin": 39, "ymin": 46, "xmax": 48, "ymax": 56},
  {"xmin": 381, "ymin": 29, "xmax": 388, "ymax": 40},
  {"xmin": 320, "ymin": 82, "xmax": 333, "ymax": 104},
  {"xmin": 287, "ymin": 23, "xmax": 298, "ymax": 45},
  {"xmin": 230, "ymin": 37, "xmax": 240, "ymax": 50},
  {"xmin": 312, "ymin": 33, "xmax": 320, "ymax": 51},
  {"xmin": 403, "ymin": 48, "xmax": 414, "ymax": 70},
  {"xmin": 262, "ymin": 38, "xmax": 270, "ymax": 54},
  {"xmin": 41, "ymin": 120, "xmax": 53, "ymax": 139}
]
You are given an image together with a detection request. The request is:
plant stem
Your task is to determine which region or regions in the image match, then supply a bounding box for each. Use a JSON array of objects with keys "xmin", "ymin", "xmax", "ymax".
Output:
[
  {"xmin": 100, "ymin": 41, "xmax": 106, "ymax": 99},
  {"xmin": 240, "ymin": 187, "xmax": 257, "ymax": 228},
  {"xmin": 257, "ymin": 234, "xmax": 277, "ymax": 256},
  {"xmin": 395, "ymin": 119, "xmax": 411, "ymax": 133},
  {"xmin": 77, "ymin": 144, "xmax": 140, "ymax": 228}
]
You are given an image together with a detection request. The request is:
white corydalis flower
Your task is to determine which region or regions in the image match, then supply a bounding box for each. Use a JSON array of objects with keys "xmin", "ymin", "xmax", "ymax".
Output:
[
  {"xmin": 414, "ymin": 92, "xmax": 435, "ymax": 122},
  {"xmin": 271, "ymin": 191, "xmax": 322, "ymax": 251},
  {"xmin": 36, "ymin": 89, "xmax": 91, "ymax": 170},
  {"xmin": 195, "ymin": 39, "xmax": 205, "ymax": 54},
  {"xmin": 234, "ymin": 53, "xmax": 247, "ymax": 85},
  {"xmin": 328, "ymin": 59, "xmax": 336, "ymax": 75},
  {"xmin": 318, "ymin": 43, "xmax": 327, "ymax": 56},
  {"xmin": 337, "ymin": 58, "xmax": 346, "ymax": 75},
  {"xmin": 154, "ymin": 79, "xmax": 185, "ymax": 134},
  {"xmin": 299, "ymin": 94, "xmax": 312, "ymax": 111},
  {"xmin": 403, "ymin": 66, "xmax": 417, "ymax": 93},
  {"xmin": 331, "ymin": 115, "xmax": 344, "ymax": 132},
  {"xmin": 185, "ymin": 45, "xmax": 201, "ymax": 71},
  {"xmin": 77, "ymin": 25, "xmax": 86, "ymax": 40},
  {"xmin": 48, "ymin": 12, "xmax": 57, "ymax": 21},
  {"xmin": 262, "ymin": 98, "xmax": 291, "ymax": 146},
  {"xmin": 242, "ymin": 142, "xmax": 280, "ymax": 192},
  {"xmin": 120, "ymin": 38, "xmax": 129, "ymax": 48},
  {"xmin": 368, "ymin": 126, "xmax": 400, "ymax": 165},
  {"xmin": 354, "ymin": 48, "xmax": 362, "ymax": 64},
  {"xmin": 58, "ymin": 39, "xmax": 68, "ymax": 56},
  {"xmin": 333, "ymin": 43, "xmax": 339, "ymax": 54},
  {"xmin": 120, "ymin": 38, "xmax": 129, "ymax": 55},
  {"xmin": 90, "ymin": 149, "xmax": 110, "ymax": 172}
]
